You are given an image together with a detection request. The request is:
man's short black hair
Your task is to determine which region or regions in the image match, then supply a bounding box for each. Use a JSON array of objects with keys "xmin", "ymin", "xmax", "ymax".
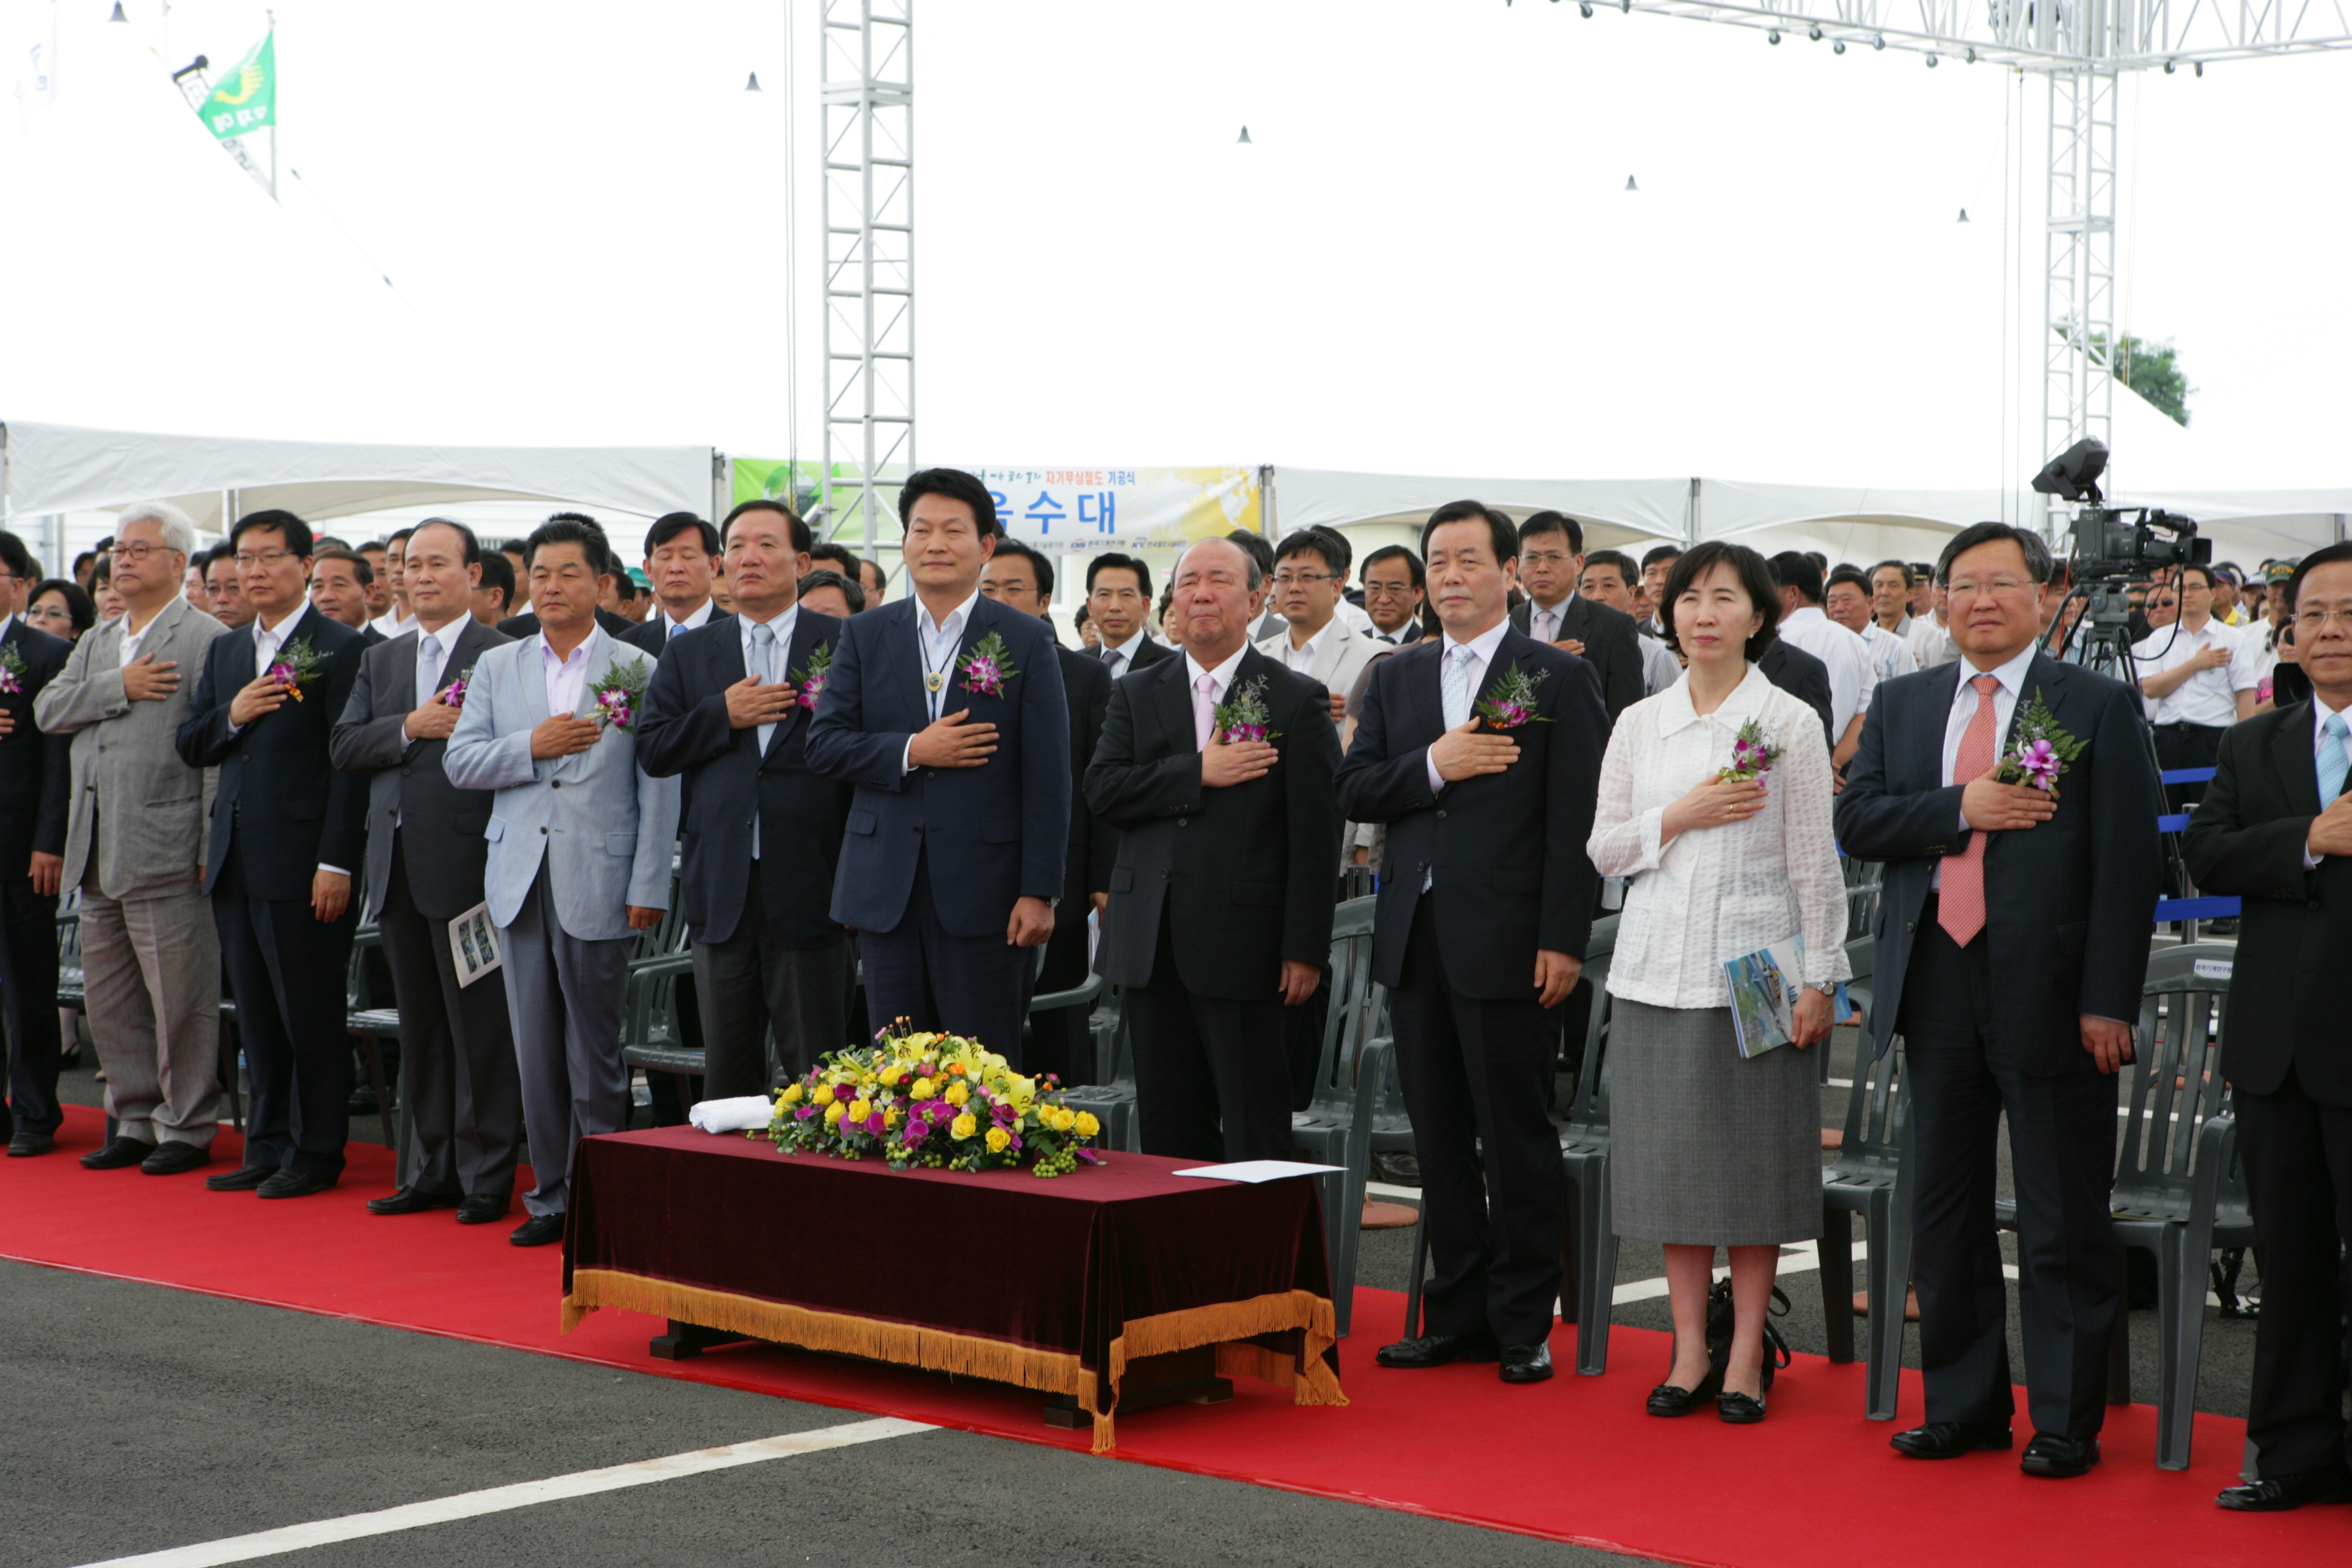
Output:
[
  {"xmin": 356, "ymin": 540, "xmax": 388, "ymax": 557},
  {"xmin": 1584, "ymin": 549, "xmax": 1639, "ymax": 591},
  {"xmin": 1273, "ymin": 525, "xmax": 1352, "ymax": 576},
  {"xmin": 796, "ymin": 566, "xmax": 866, "ymax": 615},
  {"xmin": 230, "ymin": 509, "xmax": 315, "ymax": 560},
  {"xmin": 806, "ymin": 540, "xmax": 858, "ymax": 576},
  {"xmin": 71, "ymin": 550, "xmax": 95, "ymax": 577},
  {"xmin": 896, "ymin": 468, "xmax": 1000, "ymax": 538},
  {"xmin": 1661, "ymin": 542, "xmax": 1783, "ymax": 662},
  {"xmin": 1870, "ymin": 559, "xmax": 1915, "ymax": 590},
  {"xmin": 1803, "ymin": 551, "xmax": 1828, "ymax": 576},
  {"xmin": 1934, "ymin": 521, "xmax": 2055, "ymax": 588},
  {"xmin": 2284, "ymin": 541, "xmax": 2352, "ymax": 613},
  {"xmin": 1768, "ymin": 551, "xmax": 1825, "ymax": 606},
  {"xmin": 0, "ymin": 530, "xmax": 35, "ymax": 583},
  {"xmin": 311, "ymin": 547, "xmax": 374, "ymax": 586},
  {"xmin": 719, "ymin": 498, "xmax": 813, "ymax": 553},
  {"xmin": 500, "ymin": 539, "xmax": 529, "ymax": 559},
  {"xmin": 386, "ymin": 527, "xmax": 413, "ymax": 549},
  {"xmin": 1827, "ymin": 564, "xmax": 1871, "ymax": 596},
  {"xmin": 1641, "ymin": 543, "xmax": 1684, "ymax": 572},
  {"xmin": 473, "ymin": 547, "xmax": 515, "ymax": 612},
  {"xmin": 989, "ymin": 538, "xmax": 1054, "ymax": 600},
  {"xmin": 1518, "ymin": 509, "xmax": 1584, "ymax": 557},
  {"xmin": 1422, "ymin": 500, "xmax": 1519, "ymax": 566},
  {"xmin": 2175, "ymin": 563, "xmax": 2218, "ymax": 591},
  {"xmin": 1086, "ymin": 551, "xmax": 1153, "ymax": 600},
  {"xmin": 644, "ymin": 511, "xmax": 721, "ymax": 558},
  {"xmin": 1223, "ymin": 529, "xmax": 1275, "ymax": 583},
  {"xmin": 1360, "ymin": 543, "xmax": 1425, "ymax": 589},
  {"xmin": 314, "ymin": 536, "xmax": 351, "ymax": 553},
  {"xmin": 406, "ymin": 517, "xmax": 483, "ymax": 566},
  {"xmin": 523, "ymin": 515, "xmax": 613, "ymax": 572}
]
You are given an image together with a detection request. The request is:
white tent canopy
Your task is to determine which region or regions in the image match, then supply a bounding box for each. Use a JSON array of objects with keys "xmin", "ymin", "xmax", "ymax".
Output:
[{"xmin": 1, "ymin": 420, "xmax": 725, "ymax": 539}]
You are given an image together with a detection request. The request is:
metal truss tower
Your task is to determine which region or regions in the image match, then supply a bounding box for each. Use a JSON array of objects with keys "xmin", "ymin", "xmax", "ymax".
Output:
[
  {"xmin": 819, "ymin": 1, "xmax": 915, "ymax": 561},
  {"xmin": 1531, "ymin": 0, "xmax": 2352, "ymax": 529}
]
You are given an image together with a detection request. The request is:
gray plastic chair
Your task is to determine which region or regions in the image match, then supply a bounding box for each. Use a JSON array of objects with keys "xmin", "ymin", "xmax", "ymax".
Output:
[
  {"xmin": 1288, "ymin": 897, "xmax": 1379, "ymax": 1335},
  {"xmin": 1058, "ymin": 990, "xmax": 1140, "ymax": 1155},
  {"xmin": 1819, "ymin": 1035, "xmax": 1912, "ymax": 1419}
]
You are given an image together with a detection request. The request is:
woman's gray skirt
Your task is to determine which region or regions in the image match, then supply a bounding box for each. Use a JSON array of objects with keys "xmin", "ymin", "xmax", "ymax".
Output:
[{"xmin": 1607, "ymin": 997, "xmax": 1821, "ymax": 1247}]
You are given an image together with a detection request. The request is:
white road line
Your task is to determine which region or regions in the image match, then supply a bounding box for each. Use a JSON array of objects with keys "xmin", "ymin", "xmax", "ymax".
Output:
[{"xmin": 74, "ymin": 1416, "xmax": 932, "ymax": 1568}]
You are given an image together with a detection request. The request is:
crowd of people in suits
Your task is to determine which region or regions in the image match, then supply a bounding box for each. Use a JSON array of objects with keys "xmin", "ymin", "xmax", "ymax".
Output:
[{"xmin": 1, "ymin": 482, "xmax": 2347, "ymax": 1515}]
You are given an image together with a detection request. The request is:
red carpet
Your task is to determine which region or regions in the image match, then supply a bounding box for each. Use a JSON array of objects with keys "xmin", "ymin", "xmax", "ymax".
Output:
[{"xmin": 4, "ymin": 1104, "xmax": 2331, "ymax": 1567}]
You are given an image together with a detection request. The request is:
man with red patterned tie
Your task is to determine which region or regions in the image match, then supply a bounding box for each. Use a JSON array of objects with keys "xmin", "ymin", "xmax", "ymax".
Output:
[{"xmin": 1837, "ymin": 522, "xmax": 2160, "ymax": 1480}]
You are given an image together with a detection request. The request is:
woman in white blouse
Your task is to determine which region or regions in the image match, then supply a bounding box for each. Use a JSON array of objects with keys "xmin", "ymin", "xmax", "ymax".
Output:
[{"xmin": 1587, "ymin": 541, "xmax": 1850, "ymax": 1425}]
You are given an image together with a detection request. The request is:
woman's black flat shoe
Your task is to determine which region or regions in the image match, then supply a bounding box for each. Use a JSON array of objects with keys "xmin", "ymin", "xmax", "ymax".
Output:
[
  {"xmin": 1646, "ymin": 1368, "xmax": 1723, "ymax": 1417},
  {"xmin": 1717, "ymin": 1389, "xmax": 1767, "ymax": 1424}
]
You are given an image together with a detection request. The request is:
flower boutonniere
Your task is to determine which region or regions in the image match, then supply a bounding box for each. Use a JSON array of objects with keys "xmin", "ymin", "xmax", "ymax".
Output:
[
  {"xmin": 1475, "ymin": 664, "xmax": 1552, "ymax": 731},
  {"xmin": 590, "ymin": 655, "xmax": 651, "ymax": 732},
  {"xmin": 792, "ymin": 642, "xmax": 835, "ymax": 710},
  {"xmin": 1993, "ymin": 691, "xmax": 2083, "ymax": 797},
  {"xmin": 0, "ymin": 643, "xmax": 26, "ymax": 696},
  {"xmin": 1211, "ymin": 676, "xmax": 1282, "ymax": 745},
  {"xmin": 266, "ymin": 636, "xmax": 326, "ymax": 701},
  {"xmin": 438, "ymin": 665, "xmax": 474, "ymax": 708},
  {"xmin": 1715, "ymin": 718, "xmax": 1782, "ymax": 783},
  {"xmin": 957, "ymin": 632, "xmax": 1018, "ymax": 698}
]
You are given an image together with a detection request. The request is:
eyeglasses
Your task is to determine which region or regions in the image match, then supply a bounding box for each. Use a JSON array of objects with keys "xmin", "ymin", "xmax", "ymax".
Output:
[
  {"xmin": 1520, "ymin": 550, "xmax": 1576, "ymax": 568},
  {"xmin": 1270, "ymin": 570, "xmax": 1335, "ymax": 589},
  {"xmin": 1362, "ymin": 581, "xmax": 1418, "ymax": 596},
  {"xmin": 114, "ymin": 542, "xmax": 181, "ymax": 564},
  {"xmin": 2295, "ymin": 606, "xmax": 2352, "ymax": 630},
  {"xmin": 25, "ymin": 603, "xmax": 72, "ymax": 625},
  {"xmin": 232, "ymin": 550, "xmax": 299, "ymax": 570},
  {"xmin": 1946, "ymin": 577, "xmax": 2034, "ymax": 599}
]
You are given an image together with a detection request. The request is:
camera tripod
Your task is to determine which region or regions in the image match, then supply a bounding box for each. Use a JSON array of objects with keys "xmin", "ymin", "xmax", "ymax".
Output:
[{"xmin": 2052, "ymin": 582, "xmax": 2195, "ymax": 925}]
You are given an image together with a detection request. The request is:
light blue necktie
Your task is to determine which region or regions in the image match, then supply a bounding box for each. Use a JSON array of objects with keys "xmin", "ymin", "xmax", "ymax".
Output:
[
  {"xmin": 2321, "ymin": 712, "xmax": 2350, "ymax": 806},
  {"xmin": 1441, "ymin": 644, "xmax": 1475, "ymax": 730},
  {"xmin": 416, "ymin": 631, "xmax": 442, "ymax": 706},
  {"xmin": 750, "ymin": 621, "xmax": 778, "ymax": 859}
]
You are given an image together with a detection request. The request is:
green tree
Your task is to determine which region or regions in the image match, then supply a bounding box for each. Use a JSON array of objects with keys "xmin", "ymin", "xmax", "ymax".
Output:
[{"xmin": 2085, "ymin": 332, "xmax": 2194, "ymax": 427}]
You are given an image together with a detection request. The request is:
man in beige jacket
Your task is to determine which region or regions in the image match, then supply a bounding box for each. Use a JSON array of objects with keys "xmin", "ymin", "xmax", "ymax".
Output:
[{"xmin": 35, "ymin": 502, "xmax": 226, "ymax": 1175}]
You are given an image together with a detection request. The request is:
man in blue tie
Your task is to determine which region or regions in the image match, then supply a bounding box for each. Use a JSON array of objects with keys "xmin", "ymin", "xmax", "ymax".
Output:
[{"xmin": 804, "ymin": 469, "xmax": 1069, "ymax": 1065}]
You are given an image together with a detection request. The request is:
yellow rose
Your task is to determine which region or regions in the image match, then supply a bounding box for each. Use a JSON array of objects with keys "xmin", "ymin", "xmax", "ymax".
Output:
[
  {"xmin": 813, "ymin": 1083, "xmax": 835, "ymax": 1107},
  {"xmin": 1073, "ymin": 1111, "xmax": 1100, "ymax": 1139},
  {"xmin": 1053, "ymin": 1107, "xmax": 1077, "ymax": 1132},
  {"xmin": 847, "ymin": 1098, "xmax": 871, "ymax": 1123},
  {"xmin": 951, "ymin": 1113, "xmax": 977, "ymax": 1141},
  {"xmin": 911, "ymin": 1078, "xmax": 935, "ymax": 1100},
  {"xmin": 985, "ymin": 1126, "xmax": 1011, "ymax": 1154},
  {"xmin": 885, "ymin": 1107, "xmax": 900, "ymax": 1128},
  {"xmin": 780, "ymin": 1083, "xmax": 804, "ymax": 1105},
  {"xmin": 824, "ymin": 1102, "xmax": 844, "ymax": 1125},
  {"xmin": 878, "ymin": 1066, "xmax": 902, "ymax": 1088},
  {"xmin": 944, "ymin": 1083, "xmax": 969, "ymax": 1107}
]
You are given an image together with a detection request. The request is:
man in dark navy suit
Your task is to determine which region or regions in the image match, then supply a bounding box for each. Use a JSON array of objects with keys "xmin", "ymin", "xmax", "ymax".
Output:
[
  {"xmin": 804, "ymin": 469, "xmax": 1070, "ymax": 1066},
  {"xmin": 1507, "ymin": 510, "xmax": 1644, "ymax": 727},
  {"xmin": 1837, "ymin": 521, "xmax": 2160, "ymax": 1478},
  {"xmin": 639, "ymin": 499, "xmax": 855, "ymax": 1092},
  {"xmin": 0, "ymin": 530, "xmax": 72, "ymax": 1156},
  {"xmin": 1337, "ymin": 500, "xmax": 1609, "ymax": 1385},
  {"xmin": 176, "ymin": 510, "xmax": 370, "ymax": 1199}
]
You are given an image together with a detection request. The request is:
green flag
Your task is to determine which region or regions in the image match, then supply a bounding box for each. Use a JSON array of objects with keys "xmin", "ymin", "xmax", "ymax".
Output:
[{"xmin": 199, "ymin": 32, "xmax": 274, "ymax": 140}]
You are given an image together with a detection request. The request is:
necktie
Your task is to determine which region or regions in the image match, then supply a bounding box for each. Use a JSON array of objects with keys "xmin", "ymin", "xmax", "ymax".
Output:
[
  {"xmin": 1938, "ymin": 675, "xmax": 2003, "ymax": 946},
  {"xmin": 417, "ymin": 632, "xmax": 442, "ymax": 705},
  {"xmin": 1535, "ymin": 608, "xmax": 1556, "ymax": 644},
  {"xmin": 1194, "ymin": 673, "xmax": 1219, "ymax": 751},
  {"xmin": 751, "ymin": 621, "xmax": 777, "ymax": 687},
  {"xmin": 2321, "ymin": 712, "xmax": 2351, "ymax": 806},
  {"xmin": 1441, "ymin": 645, "xmax": 1475, "ymax": 730}
]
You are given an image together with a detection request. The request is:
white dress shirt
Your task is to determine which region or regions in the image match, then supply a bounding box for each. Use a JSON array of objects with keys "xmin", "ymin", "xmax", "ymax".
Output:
[
  {"xmin": 1277, "ymin": 619, "xmax": 1335, "ymax": 675},
  {"xmin": 739, "ymin": 603, "xmax": 800, "ymax": 858},
  {"xmin": 1859, "ymin": 620, "xmax": 1918, "ymax": 684},
  {"xmin": 369, "ymin": 608, "xmax": 417, "ymax": 640},
  {"xmin": 1931, "ymin": 641, "xmax": 2042, "ymax": 888},
  {"xmin": 1779, "ymin": 605, "xmax": 1878, "ymax": 736},
  {"xmin": 1908, "ymin": 614, "xmax": 1957, "ymax": 669},
  {"xmin": 2305, "ymin": 694, "xmax": 2350, "ymax": 869},
  {"xmin": 1420, "ymin": 617, "xmax": 1514, "ymax": 797},
  {"xmin": 117, "ymin": 606, "xmax": 156, "ymax": 664},
  {"xmin": 2131, "ymin": 616, "xmax": 2259, "ymax": 727},
  {"xmin": 1588, "ymin": 665, "xmax": 1850, "ymax": 1007},
  {"xmin": 1184, "ymin": 644, "xmax": 1249, "ymax": 713},
  {"xmin": 412, "ymin": 621, "xmax": 459, "ymax": 706},
  {"xmin": 540, "ymin": 633, "xmax": 591, "ymax": 717},
  {"xmin": 1635, "ymin": 632, "xmax": 1683, "ymax": 697},
  {"xmin": 902, "ymin": 587, "xmax": 981, "ymax": 773},
  {"xmin": 658, "ymin": 599, "xmax": 717, "ymax": 642},
  {"xmin": 1333, "ymin": 598, "xmax": 1375, "ymax": 636}
]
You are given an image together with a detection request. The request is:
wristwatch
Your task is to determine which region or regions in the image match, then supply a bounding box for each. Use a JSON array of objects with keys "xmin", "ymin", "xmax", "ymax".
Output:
[{"xmin": 1805, "ymin": 981, "xmax": 1836, "ymax": 997}]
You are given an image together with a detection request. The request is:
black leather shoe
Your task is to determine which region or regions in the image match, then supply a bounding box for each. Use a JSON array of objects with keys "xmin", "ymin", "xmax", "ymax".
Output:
[
  {"xmin": 256, "ymin": 1169, "xmax": 337, "ymax": 1200},
  {"xmin": 510, "ymin": 1213, "xmax": 565, "ymax": 1247},
  {"xmin": 367, "ymin": 1187, "xmax": 461, "ymax": 1216},
  {"xmin": 2019, "ymin": 1433, "xmax": 2100, "ymax": 1478},
  {"xmin": 205, "ymin": 1164, "xmax": 274, "ymax": 1192},
  {"xmin": 1891, "ymin": 1421, "xmax": 2014, "ymax": 1459},
  {"xmin": 1375, "ymin": 1331, "xmax": 1501, "ymax": 1369},
  {"xmin": 1498, "ymin": 1343, "xmax": 1554, "ymax": 1383},
  {"xmin": 1718, "ymin": 1389, "xmax": 1767, "ymax": 1424},
  {"xmin": 9, "ymin": 1129, "xmax": 57, "ymax": 1158},
  {"xmin": 140, "ymin": 1141, "xmax": 210, "ymax": 1175},
  {"xmin": 79, "ymin": 1135, "xmax": 157, "ymax": 1170},
  {"xmin": 456, "ymin": 1194, "xmax": 512, "ymax": 1225},
  {"xmin": 1647, "ymin": 1366, "xmax": 1725, "ymax": 1417},
  {"xmin": 2217, "ymin": 1469, "xmax": 2352, "ymax": 1512}
]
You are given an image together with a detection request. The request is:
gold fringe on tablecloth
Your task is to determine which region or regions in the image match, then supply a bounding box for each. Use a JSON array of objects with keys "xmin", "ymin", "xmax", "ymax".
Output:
[{"xmin": 562, "ymin": 1270, "xmax": 1343, "ymax": 1454}]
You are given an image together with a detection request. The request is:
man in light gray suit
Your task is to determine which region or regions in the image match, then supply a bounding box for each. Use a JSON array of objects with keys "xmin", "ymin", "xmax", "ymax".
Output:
[
  {"xmin": 444, "ymin": 517, "xmax": 678, "ymax": 1247},
  {"xmin": 331, "ymin": 519, "xmax": 521, "ymax": 1225},
  {"xmin": 33, "ymin": 502, "xmax": 227, "ymax": 1175}
]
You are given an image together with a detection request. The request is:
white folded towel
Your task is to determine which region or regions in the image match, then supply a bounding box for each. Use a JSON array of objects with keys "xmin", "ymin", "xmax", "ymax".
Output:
[{"xmin": 687, "ymin": 1096, "xmax": 775, "ymax": 1134}]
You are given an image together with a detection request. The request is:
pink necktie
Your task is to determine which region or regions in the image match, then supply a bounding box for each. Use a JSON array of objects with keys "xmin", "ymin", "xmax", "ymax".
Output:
[
  {"xmin": 1938, "ymin": 675, "xmax": 2002, "ymax": 946},
  {"xmin": 1194, "ymin": 674, "xmax": 1218, "ymax": 751}
]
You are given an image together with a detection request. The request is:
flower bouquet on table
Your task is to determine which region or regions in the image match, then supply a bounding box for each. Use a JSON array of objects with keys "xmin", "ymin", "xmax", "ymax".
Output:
[{"xmin": 766, "ymin": 1023, "xmax": 1104, "ymax": 1177}]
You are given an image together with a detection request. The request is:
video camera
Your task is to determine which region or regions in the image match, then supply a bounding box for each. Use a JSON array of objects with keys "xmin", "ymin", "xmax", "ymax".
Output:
[{"xmin": 2032, "ymin": 438, "xmax": 2211, "ymax": 585}]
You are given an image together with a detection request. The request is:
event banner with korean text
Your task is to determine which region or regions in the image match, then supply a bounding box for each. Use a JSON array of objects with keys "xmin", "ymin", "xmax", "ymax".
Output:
[{"xmin": 979, "ymin": 466, "xmax": 1262, "ymax": 567}]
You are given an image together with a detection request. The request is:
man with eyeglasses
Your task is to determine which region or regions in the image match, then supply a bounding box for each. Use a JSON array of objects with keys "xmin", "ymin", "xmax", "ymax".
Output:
[
  {"xmin": 0, "ymin": 531, "xmax": 73, "ymax": 1156},
  {"xmin": 1507, "ymin": 511, "xmax": 1643, "ymax": 727},
  {"xmin": 1359, "ymin": 546, "xmax": 1426, "ymax": 645},
  {"xmin": 1257, "ymin": 527, "xmax": 1373, "ymax": 736},
  {"xmin": 2131, "ymin": 563, "xmax": 2261, "ymax": 811},
  {"xmin": 1838, "ymin": 521, "xmax": 2161, "ymax": 1480},
  {"xmin": 2183, "ymin": 542, "xmax": 2352, "ymax": 1514},
  {"xmin": 177, "ymin": 510, "xmax": 370, "ymax": 1200}
]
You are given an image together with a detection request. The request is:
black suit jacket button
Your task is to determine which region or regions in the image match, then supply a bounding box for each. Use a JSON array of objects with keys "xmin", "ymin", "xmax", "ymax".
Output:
[
  {"xmin": 1906, "ymin": 921, "xmax": 1916, "ymax": 932},
  {"xmin": 1177, "ymin": 818, "xmax": 1188, "ymax": 828},
  {"xmin": 1160, "ymin": 869, "xmax": 1169, "ymax": 879},
  {"xmin": 1436, "ymin": 809, "xmax": 1448, "ymax": 819},
  {"xmin": 401, "ymin": 765, "xmax": 413, "ymax": 776}
]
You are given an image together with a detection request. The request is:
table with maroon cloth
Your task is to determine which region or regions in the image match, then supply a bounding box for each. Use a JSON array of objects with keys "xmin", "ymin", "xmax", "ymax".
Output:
[{"xmin": 560, "ymin": 1127, "xmax": 1347, "ymax": 1451}]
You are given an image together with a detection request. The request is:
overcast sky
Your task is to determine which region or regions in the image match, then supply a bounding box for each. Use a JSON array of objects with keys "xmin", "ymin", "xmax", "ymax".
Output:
[{"xmin": 6, "ymin": 0, "xmax": 2348, "ymax": 516}]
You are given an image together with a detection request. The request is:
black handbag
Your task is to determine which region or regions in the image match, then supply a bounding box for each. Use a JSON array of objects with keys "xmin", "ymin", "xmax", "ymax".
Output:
[{"xmin": 1705, "ymin": 1277, "xmax": 1794, "ymax": 1389}]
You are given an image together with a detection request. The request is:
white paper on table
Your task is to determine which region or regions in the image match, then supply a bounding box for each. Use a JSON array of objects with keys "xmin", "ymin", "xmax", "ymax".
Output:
[
  {"xmin": 687, "ymin": 1096, "xmax": 775, "ymax": 1134},
  {"xmin": 1171, "ymin": 1160, "xmax": 1347, "ymax": 1184}
]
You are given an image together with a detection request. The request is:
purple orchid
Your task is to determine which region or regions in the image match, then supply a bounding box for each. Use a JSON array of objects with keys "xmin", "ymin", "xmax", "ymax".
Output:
[
  {"xmin": 797, "ymin": 675, "xmax": 826, "ymax": 710},
  {"xmin": 2016, "ymin": 738, "xmax": 2061, "ymax": 791},
  {"xmin": 0, "ymin": 670, "xmax": 19, "ymax": 696},
  {"xmin": 902, "ymin": 1119, "xmax": 930, "ymax": 1146},
  {"xmin": 864, "ymin": 1111, "xmax": 888, "ymax": 1137},
  {"xmin": 266, "ymin": 660, "xmax": 298, "ymax": 689}
]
